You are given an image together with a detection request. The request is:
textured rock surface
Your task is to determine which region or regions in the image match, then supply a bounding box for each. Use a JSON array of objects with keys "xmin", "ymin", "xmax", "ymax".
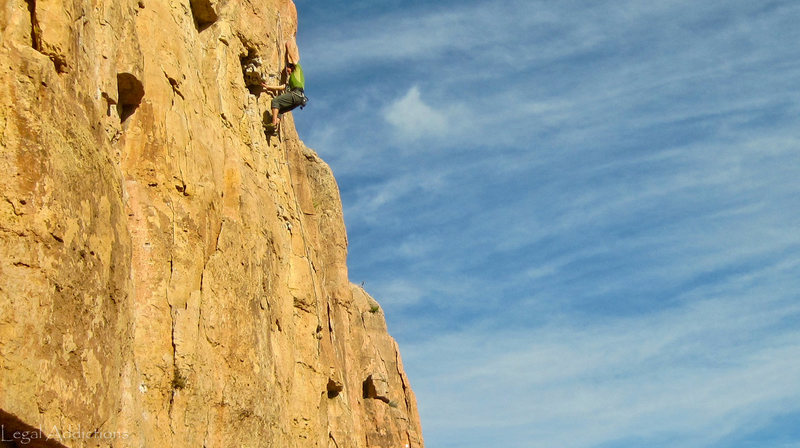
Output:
[{"xmin": 0, "ymin": 1, "xmax": 423, "ymax": 446}]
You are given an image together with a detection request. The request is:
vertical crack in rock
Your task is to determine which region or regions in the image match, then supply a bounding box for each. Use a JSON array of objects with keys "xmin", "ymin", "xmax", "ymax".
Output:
[
  {"xmin": 169, "ymin": 275, "xmax": 179, "ymax": 410},
  {"xmin": 189, "ymin": 0, "xmax": 218, "ymax": 32},
  {"xmin": 117, "ymin": 73, "xmax": 144, "ymax": 123},
  {"xmin": 395, "ymin": 343, "xmax": 412, "ymax": 411},
  {"xmin": 405, "ymin": 431, "xmax": 414, "ymax": 448},
  {"xmin": 24, "ymin": 0, "xmax": 41, "ymax": 51},
  {"xmin": 329, "ymin": 432, "xmax": 340, "ymax": 448},
  {"xmin": 326, "ymin": 302, "xmax": 334, "ymax": 339},
  {"xmin": 211, "ymin": 218, "xmax": 224, "ymax": 256},
  {"xmin": 24, "ymin": 0, "xmax": 67, "ymax": 73},
  {"xmin": 167, "ymin": 202, "xmax": 183, "ymax": 421}
]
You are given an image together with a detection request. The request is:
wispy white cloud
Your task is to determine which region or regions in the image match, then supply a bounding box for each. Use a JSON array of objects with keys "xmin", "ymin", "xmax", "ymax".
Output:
[
  {"xmin": 381, "ymin": 85, "xmax": 480, "ymax": 144},
  {"xmin": 366, "ymin": 278, "xmax": 427, "ymax": 308},
  {"xmin": 342, "ymin": 169, "xmax": 447, "ymax": 224},
  {"xmin": 383, "ymin": 86, "xmax": 449, "ymax": 139}
]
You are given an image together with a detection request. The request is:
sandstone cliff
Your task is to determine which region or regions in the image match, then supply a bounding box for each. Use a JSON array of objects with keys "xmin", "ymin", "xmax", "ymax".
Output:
[{"xmin": 0, "ymin": 1, "xmax": 424, "ymax": 446}]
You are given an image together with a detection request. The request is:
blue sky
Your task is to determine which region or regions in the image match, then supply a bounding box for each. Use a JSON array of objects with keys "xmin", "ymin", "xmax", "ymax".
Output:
[{"xmin": 292, "ymin": 1, "xmax": 800, "ymax": 447}]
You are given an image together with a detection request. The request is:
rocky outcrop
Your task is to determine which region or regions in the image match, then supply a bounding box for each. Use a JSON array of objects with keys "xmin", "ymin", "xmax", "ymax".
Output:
[{"xmin": 0, "ymin": 1, "xmax": 423, "ymax": 447}]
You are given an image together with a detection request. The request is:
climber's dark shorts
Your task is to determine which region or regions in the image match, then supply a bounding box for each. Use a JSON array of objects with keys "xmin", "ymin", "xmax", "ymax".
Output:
[{"xmin": 271, "ymin": 89, "xmax": 305, "ymax": 114}]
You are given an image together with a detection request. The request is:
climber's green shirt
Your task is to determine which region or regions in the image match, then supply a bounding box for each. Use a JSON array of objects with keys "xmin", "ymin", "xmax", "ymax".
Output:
[{"xmin": 288, "ymin": 64, "xmax": 304, "ymax": 91}]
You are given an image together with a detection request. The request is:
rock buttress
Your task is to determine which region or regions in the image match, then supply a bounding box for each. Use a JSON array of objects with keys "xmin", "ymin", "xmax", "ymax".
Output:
[{"xmin": 0, "ymin": 1, "xmax": 424, "ymax": 447}]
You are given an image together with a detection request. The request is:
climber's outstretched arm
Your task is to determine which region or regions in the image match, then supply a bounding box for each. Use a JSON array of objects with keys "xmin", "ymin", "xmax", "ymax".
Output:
[{"xmin": 261, "ymin": 82, "xmax": 285, "ymax": 92}]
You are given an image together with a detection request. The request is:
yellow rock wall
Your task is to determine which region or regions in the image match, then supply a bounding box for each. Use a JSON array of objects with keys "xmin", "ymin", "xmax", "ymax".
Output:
[{"xmin": 0, "ymin": 1, "xmax": 423, "ymax": 446}]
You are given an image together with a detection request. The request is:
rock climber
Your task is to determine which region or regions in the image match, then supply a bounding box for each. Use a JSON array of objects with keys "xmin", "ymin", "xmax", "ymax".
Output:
[{"xmin": 261, "ymin": 62, "xmax": 306, "ymax": 132}]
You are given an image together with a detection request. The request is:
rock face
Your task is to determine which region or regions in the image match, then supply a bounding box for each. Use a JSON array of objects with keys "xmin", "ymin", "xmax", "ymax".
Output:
[{"xmin": 0, "ymin": 1, "xmax": 424, "ymax": 447}]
